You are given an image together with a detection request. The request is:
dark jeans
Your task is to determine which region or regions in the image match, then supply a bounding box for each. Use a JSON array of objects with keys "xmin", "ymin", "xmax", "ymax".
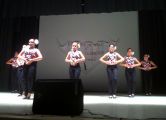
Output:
[
  {"xmin": 125, "ymin": 68, "xmax": 136, "ymax": 95},
  {"xmin": 142, "ymin": 71, "xmax": 153, "ymax": 94},
  {"xmin": 107, "ymin": 65, "xmax": 118, "ymax": 95},
  {"xmin": 10, "ymin": 67, "xmax": 18, "ymax": 91},
  {"xmin": 17, "ymin": 66, "xmax": 24, "ymax": 94},
  {"xmin": 69, "ymin": 66, "xmax": 81, "ymax": 79},
  {"xmin": 23, "ymin": 64, "xmax": 35, "ymax": 93}
]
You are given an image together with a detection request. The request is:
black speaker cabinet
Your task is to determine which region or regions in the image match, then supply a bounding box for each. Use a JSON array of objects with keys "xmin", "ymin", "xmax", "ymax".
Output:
[{"xmin": 32, "ymin": 79, "xmax": 84, "ymax": 115}]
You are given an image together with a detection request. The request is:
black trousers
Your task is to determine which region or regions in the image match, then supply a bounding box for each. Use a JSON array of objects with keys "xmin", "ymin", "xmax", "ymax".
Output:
[
  {"xmin": 142, "ymin": 71, "xmax": 153, "ymax": 94},
  {"xmin": 17, "ymin": 66, "xmax": 24, "ymax": 94},
  {"xmin": 23, "ymin": 64, "xmax": 35, "ymax": 93},
  {"xmin": 125, "ymin": 68, "xmax": 136, "ymax": 95},
  {"xmin": 10, "ymin": 67, "xmax": 18, "ymax": 91},
  {"xmin": 69, "ymin": 65, "xmax": 81, "ymax": 79},
  {"xmin": 106, "ymin": 65, "xmax": 118, "ymax": 95}
]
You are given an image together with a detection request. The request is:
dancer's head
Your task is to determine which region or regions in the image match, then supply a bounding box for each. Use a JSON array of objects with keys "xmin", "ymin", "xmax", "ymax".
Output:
[
  {"xmin": 143, "ymin": 54, "xmax": 150, "ymax": 61},
  {"xmin": 72, "ymin": 41, "xmax": 80, "ymax": 51},
  {"xmin": 28, "ymin": 38, "xmax": 39, "ymax": 48},
  {"xmin": 127, "ymin": 48, "xmax": 134, "ymax": 56},
  {"xmin": 109, "ymin": 44, "xmax": 116, "ymax": 53}
]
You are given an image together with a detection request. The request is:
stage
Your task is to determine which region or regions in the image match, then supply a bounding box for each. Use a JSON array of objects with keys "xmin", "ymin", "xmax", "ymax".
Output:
[{"xmin": 0, "ymin": 92, "xmax": 166, "ymax": 120}]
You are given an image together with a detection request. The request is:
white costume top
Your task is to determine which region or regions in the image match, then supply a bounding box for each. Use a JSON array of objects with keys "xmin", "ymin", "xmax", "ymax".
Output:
[
  {"xmin": 124, "ymin": 56, "xmax": 136, "ymax": 68},
  {"xmin": 107, "ymin": 52, "xmax": 118, "ymax": 64},
  {"xmin": 24, "ymin": 48, "xmax": 38, "ymax": 59}
]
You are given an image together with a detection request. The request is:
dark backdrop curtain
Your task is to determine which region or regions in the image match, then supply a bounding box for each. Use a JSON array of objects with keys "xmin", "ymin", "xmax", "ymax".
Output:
[
  {"xmin": 138, "ymin": 10, "xmax": 166, "ymax": 94},
  {"xmin": 84, "ymin": 0, "xmax": 166, "ymax": 13},
  {"xmin": 0, "ymin": 0, "xmax": 166, "ymax": 17},
  {"xmin": 0, "ymin": 17, "xmax": 39, "ymax": 91},
  {"xmin": 0, "ymin": 0, "xmax": 81, "ymax": 17}
]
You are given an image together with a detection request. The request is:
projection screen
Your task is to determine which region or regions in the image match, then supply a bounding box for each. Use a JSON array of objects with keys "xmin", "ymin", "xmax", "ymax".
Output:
[{"xmin": 37, "ymin": 11, "xmax": 141, "ymax": 92}]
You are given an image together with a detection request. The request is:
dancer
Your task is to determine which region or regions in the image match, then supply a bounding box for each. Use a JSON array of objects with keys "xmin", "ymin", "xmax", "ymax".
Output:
[
  {"xmin": 65, "ymin": 41, "xmax": 85, "ymax": 79},
  {"xmin": 6, "ymin": 51, "xmax": 19, "ymax": 92},
  {"xmin": 18, "ymin": 38, "xmax": 43, "ymax": 99},
  {"xmin": 121, "ymin": 48, "xmax": 141, "ymax": 97},
  {"xmin": 6, "ymin": 51, "xmax": 25, "ymax": 94},
  {"xmin": 99, "ymin": 44, "xmax": 124, "ymax": 98},
  {"xmin": 138, "ymin": 54, "xmax": 157, "ymax": 95}
]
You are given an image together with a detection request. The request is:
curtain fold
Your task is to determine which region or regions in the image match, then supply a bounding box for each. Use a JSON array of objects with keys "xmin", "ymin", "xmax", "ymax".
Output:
[
  {"xmin": 0, "ymin": 0, "xmax": 81, "ymax": 18},
  {"xmin": 0, "ymin": 0, "xmax": 166, "ymax": 17}
]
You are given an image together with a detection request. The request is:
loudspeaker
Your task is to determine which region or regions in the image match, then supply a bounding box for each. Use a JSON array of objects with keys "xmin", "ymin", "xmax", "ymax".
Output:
[{"xmin": 32, "ymin": 79, "xmax": 84, "ymax": 115}]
